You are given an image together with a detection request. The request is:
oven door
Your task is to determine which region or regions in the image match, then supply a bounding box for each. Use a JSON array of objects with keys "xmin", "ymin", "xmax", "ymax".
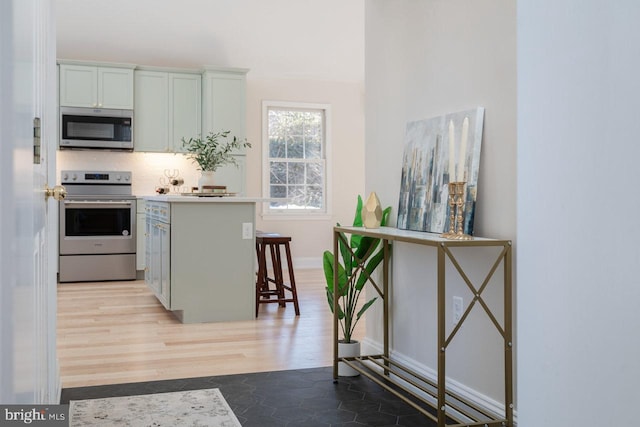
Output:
[{"xmin": 59, "ymin": 199, "xmax": 136, "ymax": 255}]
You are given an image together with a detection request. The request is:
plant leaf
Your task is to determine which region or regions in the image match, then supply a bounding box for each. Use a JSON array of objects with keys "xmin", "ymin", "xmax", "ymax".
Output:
[
  {"xmin": 354, "ymin": 236, "xmax": 381, "ymax": 261},
  {"xmin": 325, "ymin": 288, "xmax": 345, "ymax": 319},
  {"xmin": 380, "ymin": 206, "xmax": 392, "ymax": 226},
  {"xmin": 355, "ymin": 297, "xmax": 377, "ymax": 321},
  {"xmin": 355, "ymin": 246, "xmax": 386, "ymax": 290},
  {"xmin": 322, "ymin": 250, "xmax": 347, "ymax": 297},
  {"xmin": 337, "ymin": 230, "xmax": 353, "ymax": 275}
]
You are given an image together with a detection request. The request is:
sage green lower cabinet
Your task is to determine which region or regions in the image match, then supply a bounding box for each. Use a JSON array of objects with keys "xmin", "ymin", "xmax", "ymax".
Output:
[
  {"xmin": 136, "ymin": 199, "xmax": 146, "ymax": 272},
  {"xmin": 143, "ymin": 198, "xmax": 256, "ymax": 323}
]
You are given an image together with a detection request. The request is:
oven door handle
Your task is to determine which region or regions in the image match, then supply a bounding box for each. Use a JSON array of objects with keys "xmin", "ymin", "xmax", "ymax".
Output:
[{"xmin": 63, "ymin": 200, "xmax": 134, "ymax": 209}]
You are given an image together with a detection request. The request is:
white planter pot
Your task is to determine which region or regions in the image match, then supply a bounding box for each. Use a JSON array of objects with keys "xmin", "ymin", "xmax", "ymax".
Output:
[
  {"xmin": 198, "ymin": 171, "xmax": 215, "ymax": 192},
  {"xmin": 338, "ymin": 340, "xmax": 361, "ymax": 377}
]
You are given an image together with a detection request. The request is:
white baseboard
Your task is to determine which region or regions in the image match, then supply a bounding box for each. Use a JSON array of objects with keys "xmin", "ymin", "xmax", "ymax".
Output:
[
  {"xmin": 361, "ymin": 337, "xmax": 517, "ymax": 424},
  {"xmin": 293, "ymin": 257, "xmax": 322, "ymax": 269}
]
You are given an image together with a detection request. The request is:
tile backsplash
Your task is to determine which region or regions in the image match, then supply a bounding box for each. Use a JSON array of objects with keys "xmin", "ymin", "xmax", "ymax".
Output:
[{"xmin": 56, "ymin": 150, "xmax": 202, "ymax": 196}]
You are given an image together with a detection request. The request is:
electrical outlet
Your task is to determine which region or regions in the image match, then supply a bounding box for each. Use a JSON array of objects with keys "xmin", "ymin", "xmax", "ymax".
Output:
[
  {"xmin": 452, "ymin": 296, "xmax": 463, "ymax": 325},
  {"xmin": 242, "ymin": 222, "xmax": 253, "ymax": 239}
]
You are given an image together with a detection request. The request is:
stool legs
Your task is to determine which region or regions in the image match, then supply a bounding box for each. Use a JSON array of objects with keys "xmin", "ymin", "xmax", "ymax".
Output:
[
  {"xmin": 255, "ymin": 236, "xmax": 300, "ymax": 316},
  {"xmin": 268, "ymin": 244, "xmax": 286, "ymax": 307},
  {"xmin": 283, "ymin": 242, "xmax": 300, "ymax": 315},
  {"xmin": 255, "ymin": 241, "xmax": 268, "ymax": 317}
]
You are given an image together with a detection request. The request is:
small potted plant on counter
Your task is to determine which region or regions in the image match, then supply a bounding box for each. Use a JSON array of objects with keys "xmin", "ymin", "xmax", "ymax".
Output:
[
  {"xmin": 323, "ymin": 195, "xmax": 391, "ymax": 376},
  {"xmin": 181, "ymin": 130, "xmax": 251, "ymax": 191}
]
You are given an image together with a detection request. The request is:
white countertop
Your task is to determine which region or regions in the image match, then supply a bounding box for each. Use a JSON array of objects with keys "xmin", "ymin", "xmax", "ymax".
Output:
[{"xmin": 142, "ymin": 195, "xmax": 271, "ymax": 203}]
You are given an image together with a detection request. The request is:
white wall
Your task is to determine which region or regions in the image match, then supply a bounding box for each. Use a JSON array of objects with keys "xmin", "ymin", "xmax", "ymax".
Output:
[
  {"xmin": 365, "ymin": 0, "xmax": 516, "ymax": 409},
  {"xmin": 55, "ymin": 0, "xmax": 366, "ymax": 266},
  {"xmin": 517, "ymin": 1, "xmax": 640, "ymax": 425}
]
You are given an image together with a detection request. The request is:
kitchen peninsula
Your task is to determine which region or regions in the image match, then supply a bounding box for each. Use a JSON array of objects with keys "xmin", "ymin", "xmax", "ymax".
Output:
[{"xmin": 143, "ymin": 195, "xmax": 262, "ymax": 323}]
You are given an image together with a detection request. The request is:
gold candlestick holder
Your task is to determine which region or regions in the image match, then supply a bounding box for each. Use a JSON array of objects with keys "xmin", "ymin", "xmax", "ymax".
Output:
[{"xmin": 441, "ymin": 181, "xmax": 473, "ymax": 240}]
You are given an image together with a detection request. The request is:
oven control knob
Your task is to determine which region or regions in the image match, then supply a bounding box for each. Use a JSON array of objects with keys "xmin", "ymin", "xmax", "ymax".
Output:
[
  {"xmin": 124, "ymin": 175, "xmax": 130, "ymax": 182},
  {"xmin": 71, "ymin": 173, "xmax": 77, "ymax": 181},
  {"xmin": 62, "ymin": 173, "xmax": 68, "ymax": 181},
  {"xmin": 115, "ymin": 175, "xmax": 122, "ymax": 181}
]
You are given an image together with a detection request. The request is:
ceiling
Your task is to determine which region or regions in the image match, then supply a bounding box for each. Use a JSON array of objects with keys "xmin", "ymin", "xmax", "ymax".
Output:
[{"xmin": 55, "ymin": 0, "xmax": 365, "ymax": 82}]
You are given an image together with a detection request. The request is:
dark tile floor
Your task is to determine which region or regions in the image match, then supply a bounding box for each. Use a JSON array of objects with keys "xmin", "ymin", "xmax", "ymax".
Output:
[{"xmin": 60, "ymin": 366, "xmax": 438, "ymax": 426}]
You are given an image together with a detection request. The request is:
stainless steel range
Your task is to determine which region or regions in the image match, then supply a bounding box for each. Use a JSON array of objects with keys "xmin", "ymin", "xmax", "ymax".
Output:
[{"xmin": 59, "ymin": 170, "xmax": 136, "ymax": 282}]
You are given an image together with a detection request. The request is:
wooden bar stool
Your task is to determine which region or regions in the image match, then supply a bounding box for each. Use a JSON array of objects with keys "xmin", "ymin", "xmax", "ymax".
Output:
[{"xmin": 255, "ymin": 232, "xmax": 300, "ymax": 317}]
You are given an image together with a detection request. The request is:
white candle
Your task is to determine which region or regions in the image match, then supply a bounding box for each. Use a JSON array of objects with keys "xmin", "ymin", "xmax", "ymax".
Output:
[
  {"xmin": 458, "ymin": 117, "xmax": 469, "ymax": 182},
  {"xmin": 448, "ymin": 120, "xmax": 455, "ymax": 182}
]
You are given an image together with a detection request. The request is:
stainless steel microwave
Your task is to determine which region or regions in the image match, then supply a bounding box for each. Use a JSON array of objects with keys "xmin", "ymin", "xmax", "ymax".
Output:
[{"xmin": 59, "ymin": 106, "xmax": 133, "ymax": 150}]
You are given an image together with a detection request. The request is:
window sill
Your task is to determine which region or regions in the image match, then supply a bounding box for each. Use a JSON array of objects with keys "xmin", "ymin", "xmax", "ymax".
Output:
[{"xmin": 261, "ymin": 212, "xmax": 333, "ymax": 221}]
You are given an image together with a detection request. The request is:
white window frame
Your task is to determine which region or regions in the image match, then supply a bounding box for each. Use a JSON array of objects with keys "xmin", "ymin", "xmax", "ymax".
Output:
[{"xmin": 261, "ymin": 100, "xmax": 332, "ymax": 220}]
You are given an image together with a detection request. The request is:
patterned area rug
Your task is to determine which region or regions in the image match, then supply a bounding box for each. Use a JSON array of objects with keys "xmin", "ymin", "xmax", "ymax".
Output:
[{"xmin": 69, "ymin": 388, "xmax": 241, "ymax": 427}]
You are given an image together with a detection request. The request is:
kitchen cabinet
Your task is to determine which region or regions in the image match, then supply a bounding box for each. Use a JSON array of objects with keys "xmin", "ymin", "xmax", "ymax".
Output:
[
  {"xmin": 202, "ymin": 67, "xmax": 248, "ymax": 142},
  {"xmin": 143, "ymin": 197, "xmax": 257, "ymax": 323},
  {"xmin": 59, "ymin": 62, "xmax": 134, "ymax": 109},
  {"xmin": 134, "ymin": 69, "xmax": 201, "ymax": 152},
  {"xmin": 145, "ymin": 201, "xmax": 170, "ymax": 308},
  {"xmin": 202, "ymin": 67, "xmax": 249, "ymax": 194},
  {"xmin": 136, "ymin": 199, "xmax": 146, "ymax": 272}
]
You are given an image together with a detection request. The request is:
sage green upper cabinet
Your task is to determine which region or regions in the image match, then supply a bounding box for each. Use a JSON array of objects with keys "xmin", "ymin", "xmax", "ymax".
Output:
[
  {"xmin": 201, "ymin": 68, "xmax": 249, "ymax": 194},
  {"xmin": 134, "ymin": 71, "xmax": 169, "ymax": 152},
  {"xmin": 134, "ymin": 69, "xmax": 201, "ymax": 153},
  {"xmin": 170, "ymin": 73, "xmax": 202, "ymax": 153},
  {"xmin": 59, "ymin": 62, "xmax": 134, "ymax": 109},
  {"xmin": 202, "ymin": 68, "xmax": 248, "ymax": 147}
]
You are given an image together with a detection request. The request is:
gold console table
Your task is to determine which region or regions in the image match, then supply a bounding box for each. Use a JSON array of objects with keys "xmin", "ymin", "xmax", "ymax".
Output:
[{"xmin": 332, "ymin": 226, "xmax": 513, "ymax": 427}]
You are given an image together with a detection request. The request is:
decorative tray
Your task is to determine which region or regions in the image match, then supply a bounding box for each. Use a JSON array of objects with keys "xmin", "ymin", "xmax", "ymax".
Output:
[{"xmin": 180, "ymin": 192, "xmax": 237, "ymax": 197}]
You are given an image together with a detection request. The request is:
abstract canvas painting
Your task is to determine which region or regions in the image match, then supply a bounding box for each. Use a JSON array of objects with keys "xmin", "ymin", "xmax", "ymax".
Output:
[{"xmin": 397, "ymin": 108, "xmax": 484, "ymax": 235}]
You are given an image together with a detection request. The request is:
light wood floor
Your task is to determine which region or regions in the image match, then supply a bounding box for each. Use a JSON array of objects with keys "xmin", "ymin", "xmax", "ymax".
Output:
[{"xmin": 57, "ymin": 269, "xmax": 364, "ymax": 388}]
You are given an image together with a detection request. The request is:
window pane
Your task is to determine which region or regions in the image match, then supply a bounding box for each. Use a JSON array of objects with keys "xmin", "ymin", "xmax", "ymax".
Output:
[
  {"xmin": 269, "ymin": 137, "xmax": 285, "ymax": 158},
  {"xmin": 287, "ymin": 136, "xmax": 303, "ymax": 159},
  {"xmin": 287, "ymin": 162, "xmax": 305, "ymax": 185},
  {"xmin": 290, "ymin": 112, "xmax": 305, "ymax": 136},
  {"xmin": 307, "ymin": 185, "xmax": 324, "ymax": 209},
  {"xmin": 288, "ymin": 185, "xmax": 306, "ymax": 208},
  {"xmin": 305, "ymin": 138, "xmax": 322, "ymax": 159},
  {"xmin": 270, "ymin": 200, "xmax": 287, "ymax": 209},
  {"xmin": 270, "ymin": 161, "xmax": 286, "ymax": 184},
  {"xmin": 307, "ymin": 162, "xmax": 323, "ymax": 185},
  {"xmin": 304, "ymin": 118, "xmax": 321, "ymax": 137},
  {"xmin": 270, "ymin": 185, "xmax": 286, "ymax": 199}
]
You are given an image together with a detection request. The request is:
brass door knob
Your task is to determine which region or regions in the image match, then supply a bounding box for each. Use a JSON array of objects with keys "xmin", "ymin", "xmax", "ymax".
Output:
[{"xmin": 45, "ymin": 185, "xmax": 67, "ymax": 201}]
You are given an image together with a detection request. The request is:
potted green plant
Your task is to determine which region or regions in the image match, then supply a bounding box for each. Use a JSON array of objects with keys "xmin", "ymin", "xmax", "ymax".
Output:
[
  {"xmin": 181, "ymin": 130, "xmax": 251, "ymax": 190},
  {"xmin": 323, "ymin": 195, "xmax": 391, "ymax": 376}
]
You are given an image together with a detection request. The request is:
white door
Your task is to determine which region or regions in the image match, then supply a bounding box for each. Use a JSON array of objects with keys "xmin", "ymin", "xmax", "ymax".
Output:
[{"xmin": 0, "ymin": 0, "xmax": 60, "ymax": 404}]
